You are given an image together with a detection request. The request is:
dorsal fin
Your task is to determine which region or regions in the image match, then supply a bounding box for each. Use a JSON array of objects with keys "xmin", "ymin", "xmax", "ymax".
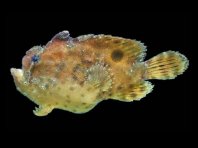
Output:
[
  {"xmin": 52, "ymin": 30, "xmax": 70, "ymax": 41},
  {"xmin": 76, "ymin": 34, "xmax": 147, "ymax": 64},
  {"xmin": 46, "ymin": 30, "xmax": 75, "ymax": 49}
]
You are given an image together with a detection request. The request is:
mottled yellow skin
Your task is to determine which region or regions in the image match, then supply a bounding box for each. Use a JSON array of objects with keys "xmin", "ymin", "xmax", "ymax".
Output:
[{"xmin": 11, "ymin": 31, "xmax": 189, "ymax": 116}]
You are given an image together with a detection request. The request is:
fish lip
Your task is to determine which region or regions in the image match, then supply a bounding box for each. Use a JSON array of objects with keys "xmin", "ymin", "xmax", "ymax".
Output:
[
  {"xmin": 10, "ymin": 68, "xmax": 16, "ymax": 76},
  {"xmin": 10, "ymin": 68, "xmax": 21, "ymax": 75},
  {"xmin": 10, "ymin": 68, "xmax": 23, "ymax": 81}
]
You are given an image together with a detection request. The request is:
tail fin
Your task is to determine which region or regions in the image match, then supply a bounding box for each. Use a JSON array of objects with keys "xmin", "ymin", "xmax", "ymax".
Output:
[{"xmin": 145, "ymin": 51, "xmax": 189, "ymax": 80}]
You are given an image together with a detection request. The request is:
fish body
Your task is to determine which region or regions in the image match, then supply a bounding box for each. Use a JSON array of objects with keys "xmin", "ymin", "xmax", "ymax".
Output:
[{"xmin": 10, "ymin": 31, "xmax": 189, "ymax": 116}]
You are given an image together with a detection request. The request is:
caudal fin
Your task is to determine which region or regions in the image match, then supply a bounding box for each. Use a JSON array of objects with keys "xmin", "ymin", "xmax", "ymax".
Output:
[{"xmin": 145, "ymin": 51, "xmax": 189, "ymax": 80}]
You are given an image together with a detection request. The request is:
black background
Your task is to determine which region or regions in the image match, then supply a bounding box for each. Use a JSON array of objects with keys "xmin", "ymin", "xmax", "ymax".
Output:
[{"xmin": 5, "ymin": 12, "xmax": 192, "ymax": 132}]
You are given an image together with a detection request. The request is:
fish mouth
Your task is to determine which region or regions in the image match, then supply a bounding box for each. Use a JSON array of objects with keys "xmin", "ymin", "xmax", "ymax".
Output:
[{"xmin": 10, "ymin": 68, "xmax": 24, "ymax": 82}]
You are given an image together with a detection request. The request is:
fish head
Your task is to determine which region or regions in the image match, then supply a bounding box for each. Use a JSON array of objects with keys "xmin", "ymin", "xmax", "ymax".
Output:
[{"xmin": 10, "ymin": 46, "xmax": 45, "ymax": 100}]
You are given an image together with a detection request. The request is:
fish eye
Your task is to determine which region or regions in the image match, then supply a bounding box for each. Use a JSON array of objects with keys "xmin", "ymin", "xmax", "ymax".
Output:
[{"xmin": 31, "ymin": 55, "xmax": 40, "ymax": 63}]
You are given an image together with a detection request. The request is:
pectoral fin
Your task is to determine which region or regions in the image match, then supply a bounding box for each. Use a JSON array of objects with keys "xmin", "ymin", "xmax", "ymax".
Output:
[
  {"xmin": 86, "ymin": 62, "xmax": 113, "ymax": 92},
  {"xmin": 33, "ymin": 105, "xmax": 54, "ymax": 116}
]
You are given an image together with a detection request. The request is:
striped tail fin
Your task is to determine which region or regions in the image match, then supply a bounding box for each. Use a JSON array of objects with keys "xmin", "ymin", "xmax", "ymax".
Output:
[{"xmin": 145, "ymin": 51, "xmax": 189, "ymax": 80}]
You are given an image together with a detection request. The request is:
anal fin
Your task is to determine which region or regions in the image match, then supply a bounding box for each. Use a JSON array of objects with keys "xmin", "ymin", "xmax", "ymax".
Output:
[{"xmin": 111, "ymin": 81, "xmax": 154, "ymax": 102}]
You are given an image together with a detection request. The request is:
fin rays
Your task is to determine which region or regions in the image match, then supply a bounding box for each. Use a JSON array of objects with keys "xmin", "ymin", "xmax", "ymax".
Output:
[
  {"xmin": 145, "ymin": 51, "xmax": 189, "ymax": 80},
  {"xmin": 111, "ymin": 81, "xmax": 154, "ymax": 102}
]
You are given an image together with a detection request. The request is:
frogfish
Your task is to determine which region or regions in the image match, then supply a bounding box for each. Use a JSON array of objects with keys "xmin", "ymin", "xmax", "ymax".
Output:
[{"xmin": 10, "ymin": 31, "xmax": 189, "ymax": 116}]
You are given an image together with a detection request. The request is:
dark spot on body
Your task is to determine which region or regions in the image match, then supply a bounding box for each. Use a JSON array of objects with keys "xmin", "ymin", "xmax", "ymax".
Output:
[
  {"xmin": 128, "ymin": 84, "xmax": 134, "ymax": 89},
  {"xmin": 66, "ymin": 100, "xmax": 71, "ymax": 104},
  {"xmin": 87, "ymin": 87, "xmax": 91, "ymax": 91},
  {"xmin": 131, "ymin": 93, "xmax": 137, "ymax": 98},
  {"xmin": 108, "ymin": 93, "xmax": 112, "ymax": 96},
  {"xmin": 85, "ymin": 105, "xmax": 92, "ymax": 109},
  {"xmin": 111, "ymin": 50, "xmax": 124, "ymax": 62},
  {"xmin": 81, "ymin": 94, "xmax": 85, "ymax": 97},
  {"xmin": 117, "ymin": 86, "xmax": 123, "ymax": 90},
  {"xmin": 45, "ymin": 84, "xmax": 49, "ymax": 89},
  {"xmin": 102, "ymin": 91, "xmax": 106, "ymax": 94},
  {"xmin": 113, "ymin": 40, "xmax": 121, "ymax": 44},
  {"xmin": 72, "ymin": 75, "xmax": 78, "ymax": 81},
  {"xmin": 73, "ymin": 64, "xmax": 81, "ymax": 72},
  {"xmin": 66, "ymin": 95, "xmax": 70, "ymax": 99},
  {"xmin": 69, "ymin": 86, "xmax": 74, "ymax": 91}
]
